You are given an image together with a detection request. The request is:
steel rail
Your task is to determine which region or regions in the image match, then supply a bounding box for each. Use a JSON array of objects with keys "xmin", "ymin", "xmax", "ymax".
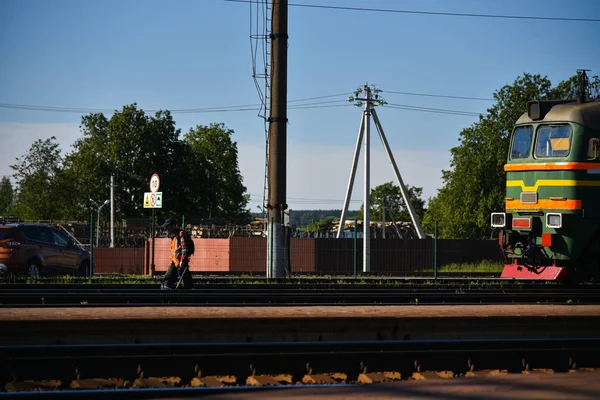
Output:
[
  {"xmin": 2, "ymin": 281, "xmax": 596, "ymax": 289},
  {"xmin": 0, "ymin": 385, "xmax": 354, "ymax": 399},
  {"xmin": 1, "ymin": 285, "xmax": 599, "ymax": 306},
  {"xmin": 2, "ymin": 338, "xmax": 600, "ymax": 397},
  {"xmin": 2, "ymin": 280, "xmax": 579, "ymax": 290}
]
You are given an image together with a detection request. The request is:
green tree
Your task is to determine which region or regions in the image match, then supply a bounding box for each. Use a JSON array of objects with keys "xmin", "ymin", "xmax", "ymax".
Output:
[
  {"xmin": 65, "ymin": 106, "xmax": 251, "ymax": 222},
  {"xmin": 549, "ymin": 71, "xmax": 600, "ymax": 100},
  {"xmin": 0, "ymin": 177, "xmax": 14, "ymax": 215},
  {"xmin": 422, "ymin": 72, "xmax": 599, "ymax": 239},
  {"xmin": 65, "ymin": 104, "xmax": 184, "ymax": 219},
  {"xmin": 287, "ymin": 210, "xmax": 357, "ymax": 228},
  {"xmin": 304, "ymin": 216, "xmax": 337, "ymax": 233},
  {"xmin": 358, "ymin": 182, "xmax": 425, "ymax": 223},
  {"xmin": 10, "ymin": 137, "xmax": 68, "ymax": 220},
  {"xmin": 183, "ymin": 123, "xmax": 251, "ymax": 223}
]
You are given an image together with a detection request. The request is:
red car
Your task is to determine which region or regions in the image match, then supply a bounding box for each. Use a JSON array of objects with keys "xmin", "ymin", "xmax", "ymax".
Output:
[{"xmin": 0, "ymin": 223, "xmax": 90, "ymax": 277}]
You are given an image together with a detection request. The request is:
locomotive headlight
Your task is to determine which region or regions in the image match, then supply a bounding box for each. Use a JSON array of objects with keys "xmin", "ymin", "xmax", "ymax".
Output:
[
  {"xmin": 546, "ymin": 213, "xmax": 562, "ymax": 229},
  {"xmin": 491, "ymin": 212, "xmax": 506, "ymax": 228}
]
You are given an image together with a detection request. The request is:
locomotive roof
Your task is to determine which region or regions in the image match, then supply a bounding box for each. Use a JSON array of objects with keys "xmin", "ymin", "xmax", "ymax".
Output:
[{"xmin": 516, "ymin": 99, "xmax": 600, "ymax": 130}]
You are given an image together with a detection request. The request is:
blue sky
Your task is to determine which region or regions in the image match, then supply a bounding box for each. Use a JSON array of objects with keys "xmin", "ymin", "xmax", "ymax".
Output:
[{"xmin": 1, "ymin": 0, "xmax": 599, "ymax": 211}]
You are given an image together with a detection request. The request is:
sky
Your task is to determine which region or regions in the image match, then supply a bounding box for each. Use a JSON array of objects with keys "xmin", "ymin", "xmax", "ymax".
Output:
[{"xmin": 1, "ymin": 0, "xmax": 599, "ymax": 213}]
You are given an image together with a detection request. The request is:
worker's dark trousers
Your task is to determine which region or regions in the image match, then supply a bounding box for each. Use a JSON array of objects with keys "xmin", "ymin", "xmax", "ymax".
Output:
[{"xmin": 161, "ymin": 263, "xmax": 193, "ymax": 289}]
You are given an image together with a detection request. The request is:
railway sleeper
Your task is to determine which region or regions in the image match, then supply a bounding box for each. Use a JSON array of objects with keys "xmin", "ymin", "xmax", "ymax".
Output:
[
  {"xmin": 70, "ymin": 378, "xmax": 125, "ymax": 390},
  {"xmin": 357, "ymin": 371, "xmax": 402, "ymax": 384},
  {"xmin": 191, "ymin": 375, "xmax": 237, "ymax": 387},
  {"xmin": 302, "ymin": 373, "xmax": 347, "ymax": 384},
  {"xmin": 7, "ymin": 369, "xmax": 600, "ymax": 393},
  {"xmin": 4, "ymin": 339, "xmax": 600, "ymax": 388}
]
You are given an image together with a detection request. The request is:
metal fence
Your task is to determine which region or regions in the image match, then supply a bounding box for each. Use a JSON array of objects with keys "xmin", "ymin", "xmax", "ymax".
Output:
[
  {"xmin": 93, "ymin": 248, "xmax": 146, "ymax": 274},
  {"xmin": 93, "ymin": 237, "xmax": 503, "ymax": 276},
  {"xmin": 3, "ymin": 218, "xmax": 503, "ymax": 276}
]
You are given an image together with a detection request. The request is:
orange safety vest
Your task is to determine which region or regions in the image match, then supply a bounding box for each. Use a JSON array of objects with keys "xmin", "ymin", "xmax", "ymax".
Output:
[{"xmin": 170, "ymin": 236, "xmax": 181, "ymax": 267}]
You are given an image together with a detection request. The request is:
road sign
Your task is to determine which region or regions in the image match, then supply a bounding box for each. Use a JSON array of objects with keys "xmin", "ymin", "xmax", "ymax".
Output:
[
  {"xmin": 143, "ymin": 192, "xmax": 163, "ymax": 208},
  {"xmin": 150, "ymin": 174, "xmax": 160, "ymax": 193}
]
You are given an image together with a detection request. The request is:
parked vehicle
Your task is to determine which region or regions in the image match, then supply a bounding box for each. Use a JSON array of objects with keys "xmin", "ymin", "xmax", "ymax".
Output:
[{"xmin": 0, "ymin": 223, "xmax": 90, "ymax": 277}]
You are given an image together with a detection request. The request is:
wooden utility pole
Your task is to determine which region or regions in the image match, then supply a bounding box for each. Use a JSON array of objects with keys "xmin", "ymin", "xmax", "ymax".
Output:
[{"xmin": 267, "ymin": 0, "xmax": 288, "ymax": 278}]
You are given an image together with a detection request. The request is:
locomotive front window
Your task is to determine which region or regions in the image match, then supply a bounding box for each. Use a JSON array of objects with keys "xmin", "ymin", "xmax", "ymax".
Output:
[
  {"xmin": 511, "ymin": 126, "xmax": 533, "ymax": 159},
  {"xmin": 535, "ymin": 125, "xmax": 572, "ymax": 158}
]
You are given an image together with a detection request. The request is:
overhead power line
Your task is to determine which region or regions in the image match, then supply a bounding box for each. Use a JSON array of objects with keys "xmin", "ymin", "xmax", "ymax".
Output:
[
  {"xmin": 289, "ymin": 93, "xmax": 352, "ymax": 102},
  {"xmin": 250, "ymin": 193, "xmax": 361, "ymax": 204},
  {"xmin": 0, "ymin": 102, "xmax": 351, "ymax": 115},
  {"xmin": 384, "ymin": 90, "xmax": 494, "ymax": 102},
  {"xmin": 0, "ymin": 101, "xmax": 480, "ymax": 116},
  {"xmin": 0, "ymin": 103, "xmax": 259, "ymax": 114},
  {"xmin": 0, "ymin": 104, "xmax": 112, "ymax": 114},
  {"xmin": 0, "ymin": 95, "xmax": 349, "ymax": 115},
  {"xmin": 385, "ymin": 103, "xmax": 481, "ymax": 117},
  {"xmin": 0, "ymin": 101, "xmax": 479, "ymax": 116},
  {"xmin": 0, "ymin": 89, "xmax": 489, "ymax": 117},
  {"xmin": 225, "ymin": 0, "xmax": 600, "ymax": 23}
]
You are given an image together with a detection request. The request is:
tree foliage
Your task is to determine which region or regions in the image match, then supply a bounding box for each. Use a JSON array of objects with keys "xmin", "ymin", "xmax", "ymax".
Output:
[
  {"xmin": 304, "ymin": 216, "xmax": 337, "ymax": 233},
  {"xmin": 279, "ymin": 209, "xmax": 359, "ymax": 228},
  {"xmin": 0, "ymin": 177, "xmax": 14, "ymax": 215},
  {"xmin": 183, "ymin": 123, "xmax": 251, "ymax": 222},
  {"xmin": 8, "ymin": 105, "xmax": 251, "ymax": 223},
  {"xmin": 423, "ymin": 72, "xmax": 600, "ymax": 239},
  {"xmin": 65, "ymin": 104, "xmax": 184, "ymax": 219},
  {"xmin": 9, "ymin": 137, "xmax": 72, "ymax": 220},
  {"xmin": 358, "ymin": 182, "xmax": 425, "ymax": 223}
]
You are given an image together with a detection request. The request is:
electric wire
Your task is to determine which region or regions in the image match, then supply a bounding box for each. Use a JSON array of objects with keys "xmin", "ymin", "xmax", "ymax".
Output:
[
  {"xmin": 0, "ymin": 101, "xmax": 482, "ymax": 116},
  {"xmin": 250, "ymin": 193, "xmax": 361, "ymax": 204},
  {"xmin": 383, "ymin": 90, "xmax": 494, "ymax": 101},
  {"xmin": 0, "ymin": 101, "xmax": 481, "ymax": 116},
  {"xmin": 385, "ymin": 102, "xmax": 481, "ymax": 117},
  {"xmin": 226, "ymin": 0, "xmax": 600, "ymax": 23},
  {"xmin": 248, "ymin": 0, "xmax": 271, "ymax": 218},
  {"xmin": 0, "ymin": 96, "xmax": 349, "ymax": 114},
  {"xmin": 1, "ymin": 85, "xmax": 497, "ymax": 117}
]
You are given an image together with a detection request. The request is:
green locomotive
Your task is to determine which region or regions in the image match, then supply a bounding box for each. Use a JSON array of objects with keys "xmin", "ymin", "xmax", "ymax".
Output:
[{"xmin": 491, "ymin": 72, "xmax": 600, "ymax": 280}]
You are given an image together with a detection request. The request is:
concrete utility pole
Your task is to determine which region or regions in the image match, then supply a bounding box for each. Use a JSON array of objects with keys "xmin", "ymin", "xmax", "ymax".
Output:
[
  {"xmin": 363, "ymin": 88, "xmax": 372, "ymax": 272},
  {"xmin": 266, "ymin": 0, "xmax": 288, "ymax": 278},
  {"xmin": 337, "ymin": 85, "xmax": 426, "ymax": 272}
]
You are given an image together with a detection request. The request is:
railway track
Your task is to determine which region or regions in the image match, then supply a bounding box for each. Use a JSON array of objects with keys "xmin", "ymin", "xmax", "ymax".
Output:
[
  {"xmin": 2, "ymin": 338, "xmax": 600, "ymax": 398},
  {"xmin": 1, "ymin": 283, "xmax": 599, "ymax": 306}
]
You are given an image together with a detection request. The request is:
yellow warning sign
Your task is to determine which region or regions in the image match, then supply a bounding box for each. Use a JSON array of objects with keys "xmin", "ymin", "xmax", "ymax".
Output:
[{"xmin": 143, "ymin": 192, "xmax": 162, "ymax": 208}]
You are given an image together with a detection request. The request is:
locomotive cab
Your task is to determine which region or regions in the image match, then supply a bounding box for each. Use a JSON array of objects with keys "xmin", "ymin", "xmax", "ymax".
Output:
[{"xmin": 492, "ymin": 93, "xmax": 600, "ymax": 280}]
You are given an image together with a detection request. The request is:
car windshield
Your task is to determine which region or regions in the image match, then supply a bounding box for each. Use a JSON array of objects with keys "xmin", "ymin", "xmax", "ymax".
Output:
[
  {"xmin": 0, "ymin": 228, "xmax": 17, "ymax": 240},
  {"xmin": 535, "ymin": 125, "xmax": 572, "ymax": 158},
  {"xmin": 511, "ymin": 126, "xmax": 533, "ymax": 159},
  {"xmin": 51, "ymin": 228, "xmax": 70, "ymax": 247}
]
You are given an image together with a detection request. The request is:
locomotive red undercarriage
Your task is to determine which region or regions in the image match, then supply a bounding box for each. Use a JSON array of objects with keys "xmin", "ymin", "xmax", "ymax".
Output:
[
  {"xmin": 497, "ymin": 230, "xmax": 569, "ymax": 281},
  {"xmin": 500, "ymin": 262, "xmax": 568, "ymax": 280}
]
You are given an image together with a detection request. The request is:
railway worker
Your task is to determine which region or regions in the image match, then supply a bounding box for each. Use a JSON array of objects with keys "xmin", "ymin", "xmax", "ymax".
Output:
[{"xmin": 159, "ymin": 218, "xmax": 194, "ymax": 290}]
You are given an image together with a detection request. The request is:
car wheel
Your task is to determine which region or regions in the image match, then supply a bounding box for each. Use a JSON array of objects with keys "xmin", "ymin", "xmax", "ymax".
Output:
[{"xmin": 77, "ymin": 260, "xmax": 90, "ymax": 277}]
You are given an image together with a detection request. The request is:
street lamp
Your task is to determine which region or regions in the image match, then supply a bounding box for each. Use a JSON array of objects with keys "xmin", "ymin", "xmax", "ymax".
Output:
[{"xmin": 96, "ymin": 199, "xmax": 110, "ymax": 247}]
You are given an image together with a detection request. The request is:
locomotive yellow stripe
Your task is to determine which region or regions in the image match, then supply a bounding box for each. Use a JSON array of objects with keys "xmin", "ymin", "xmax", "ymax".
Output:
[{"xmin": 507, "ymin": 180, "xmax": 600, "ymax": 192}]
